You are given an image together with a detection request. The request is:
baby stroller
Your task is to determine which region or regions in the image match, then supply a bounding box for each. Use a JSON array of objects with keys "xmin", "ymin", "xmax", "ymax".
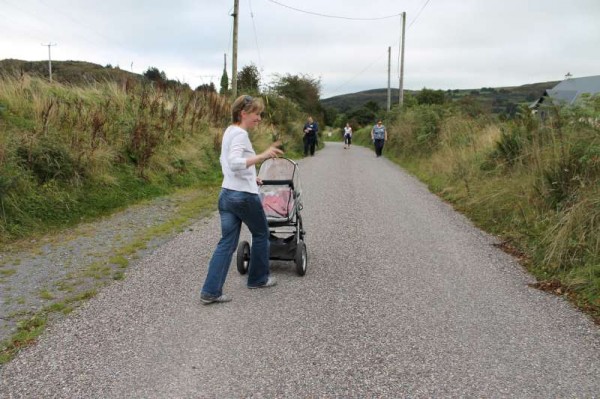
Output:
[{"xmin": 236, "ymin": 157, "xmax": 308, "ymax": 276}]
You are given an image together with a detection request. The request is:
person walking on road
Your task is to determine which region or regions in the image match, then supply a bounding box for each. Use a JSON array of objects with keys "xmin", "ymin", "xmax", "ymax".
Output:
[
  {"xmin": 371, "ymin": 119, "xmax": 388, "ymax": 157},
  {"xmin": 343, "ymin": 122, "xmax": 353, "ymax": 149},
  {"xmin": 200, "ymin": 95, "xmax": 283, "ymax": 304},
  {"xmin": 303, "ymin": 116, "xmax": 319, "ymax": 156}
]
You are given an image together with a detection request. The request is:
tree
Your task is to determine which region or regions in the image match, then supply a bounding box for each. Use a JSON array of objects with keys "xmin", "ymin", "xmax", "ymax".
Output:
[
  {"xmin": 364, "ymin": 100, "xmax": 380, "ymax": 113},
  {"xmin": 196, "ymin": 82, "xmax": 216, "ymax": 93},
  {"xmin": 458, "ymin": 95, "xmax": 487, "ymax": 117},
  {"xmin": 346, "ymin": 107, "xmax": 376, "ymax": 126},
  {"xmin": 401, "ymin": 92, "xmax": 418, "ymax": 108},
  {"xmin": 271, "ymin": 73, "xmax": 322, "ymax": 116},
  {"xmin": 417, "ymin": 88, "xmax": 446, "ymax": 105},
  {"xmin": 237, "ymin": 63, "xmax": 261, "ymax": 94},
  {"xmin": 323, "ymin": 106, "xmax": 338, "ymax": 127},
  {"xmin": 143, "ymin": 67, "xmax": 167, "ymax": 83},
  {"xmin": 220, "ymin": 68, "xmax": 229, "ymax": 95}
]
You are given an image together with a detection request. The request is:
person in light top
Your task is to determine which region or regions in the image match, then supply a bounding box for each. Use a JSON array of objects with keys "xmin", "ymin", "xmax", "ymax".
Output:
[
  {"xmin": 200, "ymin": 95, "xmax": 283, "ymax": 304},
  {"xmin": 370, "ymin": 119, "xmax": 388, "ymax": 157},
  {"xmin": 343, "ymin": 122, "xmax": 353, "ymax": 149}
]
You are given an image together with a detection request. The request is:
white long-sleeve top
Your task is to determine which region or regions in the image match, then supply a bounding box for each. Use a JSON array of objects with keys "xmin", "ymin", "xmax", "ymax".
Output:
[{"xmin": 220, "ymin": 125, "xmax": 259, "ymax": 194}]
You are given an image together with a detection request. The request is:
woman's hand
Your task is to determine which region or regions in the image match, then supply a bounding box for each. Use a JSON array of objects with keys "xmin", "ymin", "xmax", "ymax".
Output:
[
  {"xmin": 246, "ymin": 142, "xmax": 284, "ymax": 168},
  {"xmin": 260, "ymin": 142, "xmax": 284, "ymax": 161}
]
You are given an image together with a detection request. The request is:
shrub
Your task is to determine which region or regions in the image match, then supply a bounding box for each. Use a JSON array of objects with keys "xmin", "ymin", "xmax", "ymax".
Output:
[
  {"xmin": 492, "ymin": 125, "xmax": 525, "ymax": 166},
  {"xmin": 16, "ymin": 139, "xmax": 82, "ymax": 184},
  {"xmin": 414, "ymin": 105, "xmax": 445, "ymax": 150}
]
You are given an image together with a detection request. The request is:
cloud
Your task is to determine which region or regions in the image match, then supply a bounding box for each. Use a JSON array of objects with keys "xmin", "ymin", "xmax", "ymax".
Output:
[{"xmin": 2, "ymin": 0, "xmax": 599, "ymax": 97}]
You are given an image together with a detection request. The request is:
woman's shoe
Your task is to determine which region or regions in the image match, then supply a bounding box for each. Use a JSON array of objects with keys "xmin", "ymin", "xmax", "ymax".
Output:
[
  {"xmin": 248, "ymin": 276, "xmax": 277, "ymax": 289},
  {"xmin": 200, "ymin": 294, "xmax": 232, "ymax": 304}
]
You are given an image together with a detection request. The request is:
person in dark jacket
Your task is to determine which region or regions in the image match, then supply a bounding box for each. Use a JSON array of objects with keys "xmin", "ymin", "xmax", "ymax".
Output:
[{"xmin": 303, "ymin": 116, "xmax": 319, "ymax": 156}]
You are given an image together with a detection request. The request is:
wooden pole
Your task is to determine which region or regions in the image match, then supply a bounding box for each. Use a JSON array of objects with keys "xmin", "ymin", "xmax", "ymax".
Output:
[
  {"xmin": 387, "ymin": 46, "xmax": 391, "ymax": 112},
  {"xmin": 399, "ymin": 12, "xmax": 406, "ymax": 107},
  {"xmin": 232, "ymin": 0, "xmax": 239, "ymax": 98}
]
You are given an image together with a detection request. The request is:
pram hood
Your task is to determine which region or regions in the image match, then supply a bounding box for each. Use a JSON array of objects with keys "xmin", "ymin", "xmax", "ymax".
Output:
[
  {"xmin": 258, "ymin": 158, "xmax": 302, "ymax": 220},
  {"xmin": 258, "ymin": 157, "xmax": 302, "ymax": 194}
]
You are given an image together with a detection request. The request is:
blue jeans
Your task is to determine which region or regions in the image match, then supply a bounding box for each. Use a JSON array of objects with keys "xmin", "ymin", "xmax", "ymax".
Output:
[{"xmin": 201, "ymin": 188, "xmax": 271, "ymax": 298}]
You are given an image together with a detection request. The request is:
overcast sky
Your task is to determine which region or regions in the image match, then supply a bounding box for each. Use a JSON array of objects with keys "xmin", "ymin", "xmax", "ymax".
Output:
[{"xmin": 2, "ymin": 0, "xmax": 599, "ymax": 98}]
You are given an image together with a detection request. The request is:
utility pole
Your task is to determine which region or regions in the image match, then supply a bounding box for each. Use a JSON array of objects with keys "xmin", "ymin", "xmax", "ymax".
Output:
[
  {"xmin": 387, "ymin": 46, "xmax": 391, "ymax": 112},
  {"xmin": 41, "ymin": 42, "xmax": 57, "ymax": 82},
  {"xmin": 231, "ymin": 0, "xmax": 239, "ymax": 98},
  {"xmin": 399, "ymin": 12, "xmax": 406, "ymax": 107}
]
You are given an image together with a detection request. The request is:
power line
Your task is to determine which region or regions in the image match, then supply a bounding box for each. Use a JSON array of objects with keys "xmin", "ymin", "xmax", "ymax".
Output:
[
  {"xmin": 255, "ymin": 0, "xmax": 432, "ymax": 96},
  {"xmin": 333, "ymin": 0, "xmax": 433, "ymax": 96},
  {"xmin": 248, "ymin": 0, "xmax": 263, "ymax": 71},
  {"xmin": 265, "ymin": 0, "xmax": 402, "ymax": 20},
  {"xmin": 35, "ymin": 0, "xmax": 129, "ymax": 55},
  {"xmin": 408, "ymin": 0, "xmax": 431, "ymax": 29},
  {"xmin": 330, "ymin": 52, "xmax": 388, "ymax": 95},
  {"xmin": 398, "ymin": 0, "xmax": 431, "ymax": 77}
]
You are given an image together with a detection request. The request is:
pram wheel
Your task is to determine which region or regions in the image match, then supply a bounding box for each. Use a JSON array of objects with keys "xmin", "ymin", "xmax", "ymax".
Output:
[
  {"xmin": 295, "ymin": 241, "xmax": 307, "ymax": 276},
  {"xmin": 236, "ymin": 241, "xmax": 250, "ymax": 275}
]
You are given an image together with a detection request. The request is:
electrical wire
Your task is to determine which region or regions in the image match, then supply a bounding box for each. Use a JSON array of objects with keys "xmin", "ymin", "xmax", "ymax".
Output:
[
  {"xmin": 249, "ymin": 0, "xmax": 264, "ymax": 71},
  {"xmin": 408, "ymin": 0, "xmax": 431, "ymax": 29},
  {"xmin": 330, "ymin": 58, "xmax": 385, "ymax": 95},
  {"xmin": 266, "ymin": 0, "xmax": 402, "ymax": 21},
  {"xmin": 244, "ymin": 0, "xmax": 431, "ymax": 96},
  {"xmin": 397, "ymin": 0, "xmax": 431, "ymax": 77},
  {"xmin": 35, "ymin": 0, "xmax": 129, "ymax": 53},
  {"xmin": 331, "ymin": 0, "xmax": 433, "ymax": 96}
]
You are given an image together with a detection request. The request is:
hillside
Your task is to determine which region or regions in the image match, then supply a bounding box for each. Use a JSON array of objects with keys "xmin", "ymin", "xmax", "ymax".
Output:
[
  {"xmin": 321, "ymin": 88, "xmax": 413, "ymax": 112},
  {"xmin": 2, "ymin": 59, "xmax": 560, "ymax": 116},
  {"xmin": 323, "ymin": 81, "xmax": 560, "ymax": 115},
  {"xmin": 0, "ymin": 59, "xmax": 143, "ymax": 86}
]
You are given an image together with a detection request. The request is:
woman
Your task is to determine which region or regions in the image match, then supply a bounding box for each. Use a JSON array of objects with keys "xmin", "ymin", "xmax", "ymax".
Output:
[
  {"xmin": 370, "ymin": 119, "xmax": 388, "ymax": 157},
  {"xmin": 200, "ymin": 95, "xmax": 283, "ymax": 304},
  {"xmin": 343, "ymin": 122, "xmax": 353, "ymax": 149},
  {"xmin": 303, "ymin": 116, "xmax": 319, "ymax": 156}
]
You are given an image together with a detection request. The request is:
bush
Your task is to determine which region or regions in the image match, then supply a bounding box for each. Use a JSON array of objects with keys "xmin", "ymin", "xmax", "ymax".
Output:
[
  {"xmin": 16, "ymin": 140, "xmax": 82, "ymax": 184},
  {"xmin": 414, "ymin": 105, "xmax": 445, "ymax": 150},
  {"xmin": 492, "ymin": 125, "xmax": 525, "ymax": 166}
]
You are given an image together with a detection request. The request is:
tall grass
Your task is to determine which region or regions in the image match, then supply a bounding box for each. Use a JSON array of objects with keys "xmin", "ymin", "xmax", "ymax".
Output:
[
  {"xmin": 0, "ymin": 75, "xmax": 230, "ymax": 243},
  {"xmin": 363, "ymin": 96, "xmax": 600, "ymax": 319},
  {"xmin": 0, "ymin": 75, "xmax": 308, "ymax": 244}
]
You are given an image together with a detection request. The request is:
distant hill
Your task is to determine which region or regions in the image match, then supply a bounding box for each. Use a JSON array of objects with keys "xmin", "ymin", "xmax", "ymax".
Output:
[
  {"xmin": 322, "ymin": 81, "xmax": 560, "ymax": 115},
  {"xmin": 1, "ymin": 59, "xmax": 560, "ymax": 116},
  {"xmin": 321, "ymin": 88, "xmax": 412, "ymax": 112},
  {"xmin": 0, "ymin": 59, "xmax": 143, "ymax": 86}
]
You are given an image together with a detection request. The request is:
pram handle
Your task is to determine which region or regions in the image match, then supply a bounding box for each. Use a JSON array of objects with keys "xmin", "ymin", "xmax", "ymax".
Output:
[{"xmin": 260, "ymin": 179, "xmax": 294, "ymax": 188}]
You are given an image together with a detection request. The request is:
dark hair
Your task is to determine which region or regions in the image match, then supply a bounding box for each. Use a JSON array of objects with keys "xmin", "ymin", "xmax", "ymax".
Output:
[{"xmin": 231, "ymin": 95, "xmax": 264, "ymax": 123}]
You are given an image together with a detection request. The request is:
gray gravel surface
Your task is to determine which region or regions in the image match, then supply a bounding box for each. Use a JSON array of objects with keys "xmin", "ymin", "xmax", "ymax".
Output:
[
  {"xmin": 1, "ymin": 142, "xmax": 599, "ymax": 398},
  {"xmin": 0, "ymin": 193, "xmax": 203, "ymax": 344}
]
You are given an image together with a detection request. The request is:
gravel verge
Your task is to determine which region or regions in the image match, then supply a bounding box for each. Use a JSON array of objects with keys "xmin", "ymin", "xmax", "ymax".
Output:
[{"xmin": 0, "ymin": 189, "xmax": 216, "ymax": 353}]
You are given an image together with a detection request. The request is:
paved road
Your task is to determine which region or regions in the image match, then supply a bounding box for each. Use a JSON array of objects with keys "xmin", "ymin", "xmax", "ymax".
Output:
[{"xmin": 1, "ymin": 142, "xmax": 599, "ymax": 398}]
